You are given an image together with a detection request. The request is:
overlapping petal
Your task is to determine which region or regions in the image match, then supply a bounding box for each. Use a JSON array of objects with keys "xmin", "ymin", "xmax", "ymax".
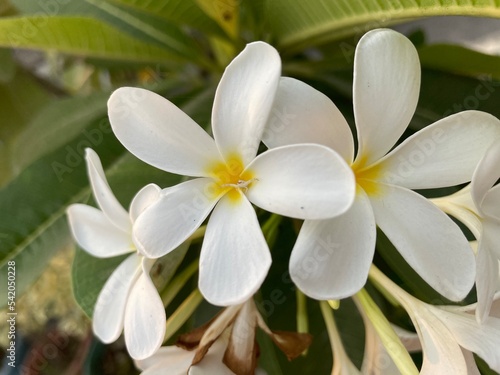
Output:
[
  {"xmin": 124, "ymin": 258, "xmax": 166, "ymax": 360},
  {"xmin": 190, "ymin": 337, "xmax": 235, "ymax": 375},
  {"xmin": 482, "ymin": 185, "xmax": 500, "ymax": 220},
  {"xmin": 289, "ymin": 191, "xmax": 375, "ymax": 300},
  {"xmin": 67, "ymin": 204, "xmax": 133, "ymax": 257},
  {"xmin": 212, "ymin": 42, "xmax": 281, "ymax": 166},
  {"xmin": 86, "ymin": 148, "xmax": 130, "ymax": 231},
  {"xmin": 199, "ymin": 194, "xmax": 271, "ymax": 306},
  {"xmin": 471, "ymin": 141, "xmax": 500, "ymax": 213},
  {"xmin": 246, "ymin": 144, "xmax": 355, "ymax": 220},
  {"xmin": 475, "ymin": 233, "xmax": 499, "ymax": 323},
  {"xmin": 136, "ymin": 346, "xmax": 194, "ymax": 375},
  {"xmin": 377, "ymin": 111, "xmax": 500, "ymax": 189},
  {"xmin": 129, "ymin": 183, "xmax": 161, "ymax": 224},
  {"xmin": 353, "ymin": 29, "xmax": 420, "ymax": 166},
  {"xmin": 108, "ymin": 87, "xmax": 220, "ymax": 177},
  {"xmin": 369, "ymin": 184, "xmax": 475, "ymax": 301},
  {"xmin": 133, "ymin": 178, "xmax": 222, "ymax": 258},
  {"xmin": 262, "ymin": 77, "xmax": 354, "ymax": 163},
  {"xmin": 93, "ymin": 253, "xmax": 142, "ymax": 343}
]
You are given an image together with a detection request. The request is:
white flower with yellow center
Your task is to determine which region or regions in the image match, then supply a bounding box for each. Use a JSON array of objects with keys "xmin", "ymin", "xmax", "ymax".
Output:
[
  {"xmin": 107, "ymin": 42, "xmax": 355, "ymax": 306},
  {"xmin": 67, "ymin": 148, "xmax": 166, "ymax": 360},
  {"xmin": 433, "ymin": 142, "xmax": 500, "ymax": 322},
  {"xmin": 263, "ymin": 28, "xmax": 500, "ymax": 302}
]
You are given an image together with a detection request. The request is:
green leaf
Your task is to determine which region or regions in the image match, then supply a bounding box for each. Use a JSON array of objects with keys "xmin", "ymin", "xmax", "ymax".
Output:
[
  {"xmin": 418, "ymin": 44, "xmax": 500, "ymax": 80},
  {"xmin": 11, "ymin": 92, "xmax": 109, "ymax": 174},
  {"xmin": 0, "ymin": 16, "xmax": 181, "ymax": 62},
  {"xmin": 103, "ymin": 0, "xmax": 225, "ymax": 37},
  {"xmin": 263, "ymin": 0, "xmax": 500, "ymax": 52}
]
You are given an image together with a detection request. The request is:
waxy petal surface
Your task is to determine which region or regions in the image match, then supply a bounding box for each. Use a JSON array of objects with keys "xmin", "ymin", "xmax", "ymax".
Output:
[
  {"xmin": 263, "ymin": 77, "xmax": 354, "ymax": 163},
  {"xmin": 212, "ymin": 42, "xmax": 281, "ymax": 166},
  {"xmin": 378, "ymin": 111, "xmax": 500, "ymax": 189},
  {"xmin": 246, "ymin": 144, "xmax": 355, "ymax": 220},
  {"xmin": 93, "ymin": 253, "xmax": 142, "ymax": 343},
  {"xmin": 124, "ymin": 259, "xmax": 166, "ymax": 360},
  {"xmin": 290, "ymin": 191, "xmax": 375, "ymax": 300},
  {"xmin": 199, "ymin": 194, "xmax": 271, "ymax": 306},
  {"xmin": 67, "ymin": 204, "xmax": 133, "ymax": 258},
  {"xmin": 129, "ymin": 183, "xmax": 161, "ymax": 224},
  {"xmin": 370, "ymin": 184, "xmax": 475, "ymax": 301},
  {"xmin": 353, "ymin": 29, "xmax": 420, "ymax": 166},
  {"xmin": 108, "ymin": 87, "xmax": 220, "ymax": 177},
  {"xmin": 471, "ymin": 141, "xmax": 500, "ymax": 212},
  {"xmin": 86, "ymin": 148, "xmax": 130, "ymax": 231},
  {"xmin": 133, "ymin": 178, "xmax": 221, "ymax": 258}
]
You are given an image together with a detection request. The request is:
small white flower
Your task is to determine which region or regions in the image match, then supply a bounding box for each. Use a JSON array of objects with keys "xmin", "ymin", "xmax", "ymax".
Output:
[
  {"xmin": 107, "ymin": 42, "xmax": 355, "ymax": 306},
  {"xmin": 264, "ymin": 28, "xmax": 500, "ymax": 301},
  {"xmin": 433, "ymin": 141, "xmax": 500, "ymax": 322},
  {"xmin": 67, "ymin": 148, "xmax": 165, "ymax": 360}
]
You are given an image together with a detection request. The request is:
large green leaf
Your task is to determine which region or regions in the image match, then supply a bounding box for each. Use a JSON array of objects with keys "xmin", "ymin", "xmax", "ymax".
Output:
[
  {"xmin": 0, "ymin": 16, "xmax": 181, "ymax": 62},
  {"xmin": 264, "ymin": 0, "xmax": 500, "ymax": 52}
]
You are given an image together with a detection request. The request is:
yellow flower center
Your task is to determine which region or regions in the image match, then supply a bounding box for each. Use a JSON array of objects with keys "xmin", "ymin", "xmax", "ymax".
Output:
[
  {"xmin": 205, "ymin": 153, "xmax": 256, "ymax": 203},
  {"xmin": 352, "ymin": 155, "xmax": 383, "ymax": 196}
]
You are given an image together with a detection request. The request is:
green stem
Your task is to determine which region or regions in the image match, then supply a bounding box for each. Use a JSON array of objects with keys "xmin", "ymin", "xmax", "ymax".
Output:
[
  {"xmin": 296, "ymin": 289, "xmax": 309, "ymax": 355},
  {"xmin": 163, "ymin": 288, "xmax": 204, "ymax": 343},
  {"xmin": 161, "ymin": 258, "xmax": 199, "ymax": 306}
]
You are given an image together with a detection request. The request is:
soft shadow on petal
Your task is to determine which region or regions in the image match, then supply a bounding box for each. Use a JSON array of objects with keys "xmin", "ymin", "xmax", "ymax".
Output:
[
  {"xmin": 370, "ymin": 184, "xmax": 475, "ymax": 301},
  {"xmin": 263, "ymin": 77, "xmax": 354, "ymax": 163},
  {"xmin": 377, "ymin": 111, "xmax": 500, "ymax": 189},
  {"xmin": 108, "ymin": 87, "xmax": 220, "ymax": 177},
  {"xmin": 136, "ymin": 346, "xmax": 194, "ymax": 374},
  {"xmin": 124, "ymin": 259, "xmax": 166, "ymax": 360},
  {"xmin": 85, "ymin": 148, "xmax": 130, "ymax": 231},
  {"xmin": 353, "ymin": 29, "xmax": 420, "ymax": 166},
  {"xmin": 133, "ymin": 178, "xmax": 221, "ymax": 258},
  {"xmin": 67, "ymin": 204, "xmax": 133, "ymax": 258},
  {"xmin": 482, "ymin": 185, "xmax": 500, "ymax": 221},
  {"xmin": 246, "ymin": 144, "xmax": 355, "ymax": 220},
  {"xmin": 190, "ymin": 334, "xmax": 236, "ymax": 375},
  {"xmin": 475, "ymin": 231, "xmax": 499, "ymax": 323},
  {"xmin": 199, "ymin": 194, "xmax": 271, "ymax": 306},
  {"xmin": 93, "ymin": 253, "xmax": 142, "ymax": 343},
  {"xmin": 129, "ymin": 183, "xmax": 161, "ymax": 223},
  {"xmin": 289, "ymin": 191, "xmax": 375, "ymax": 300},
  {"xmin": 212, "ymin": 42, "xmax": 281, "ymax": 166},
  {"xmin": 471, "ymin": 141, "xmax": 500, "ymax": 209}
]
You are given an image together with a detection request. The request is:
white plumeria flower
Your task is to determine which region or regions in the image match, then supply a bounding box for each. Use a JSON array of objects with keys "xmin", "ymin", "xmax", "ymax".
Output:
[
  {"xmin": 372, "ymin": 267, "xmax": 500, "ymax": 375},
  {"xmin": 107, "ymin": 42, "xmax": 355, "ymax": 306},
  {"xmin": 66, "ymin": 148, "xmax": 165, "ymax": 360},
  {"xmin": 263, "ymin": 28, "xmax": 500, "ymax": 302},
  {"xmin": 433, "ymin": 142, "xmax": 500, "ymax": 322}
]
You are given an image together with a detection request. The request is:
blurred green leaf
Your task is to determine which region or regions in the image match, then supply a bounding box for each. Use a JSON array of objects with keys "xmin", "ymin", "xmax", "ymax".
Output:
[
  {"xmin": 0, "ymin": 49, "xmax": 15, "ymax": 82},
  {"xmin": 0, "ymin": 16, "xmax": 182, "ymax": 62},
  {"xmin": 263, "ymin": 0, "xmax": 500, "ymax": 52},
  {"xmin": 419, "ymin": 44, "xmax": 500, "ymax": 80},
  {"xmin": 11, "ymin": 92, "xmax": 108, "ymax": 174}
]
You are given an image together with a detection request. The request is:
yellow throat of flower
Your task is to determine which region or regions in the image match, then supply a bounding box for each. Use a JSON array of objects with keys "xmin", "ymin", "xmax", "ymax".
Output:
[
  {"xmin": 206, "ymin": 153, "xmax": 256, "ymax": 202},
  {"xmin": 352, "ymin": 156, "xmax": 383, "ymax": 196}
]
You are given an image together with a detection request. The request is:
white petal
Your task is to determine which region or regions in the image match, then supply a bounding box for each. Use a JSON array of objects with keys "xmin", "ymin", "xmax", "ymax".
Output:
[
  {"xmin": 353, "ymin": 29, "xmax": 420, "ymax": 166},
  {"xmin": 290, "ymin": 191, "xmax": 375, "ymax": 300},
  {"xmin": 108, "ymin": 87, "xmax": 220, "ymax": 177},
  {"xmin": 414, "ymin": 306, "xmax": 467, "ymax": 375},
  {"xmin": 124, "ymin": 259, "xmax": 166, "ymax": 360},
  {"xmin": 135, "ymin": 346, "xmax": 194, "ymax": 373},
  {"xmin": 246, "ymin": 144, "xmax": 355, "ymax": 220},
  {"xmin": 369, "ymin": 184, "xmax": 475, "ymax": 301},
  {"xmin": 129, "ymin": 183, "xmax": 161, "ymax": 223},
  {"xmin": 482, "ymin": 185, "xmax": 500, "ymax": 221},
  {"xmin": 475, "ymin": 229, "xmax": 499, "ymax": 323},
  {"xmin": 67, "ymin": 204, "xmax": 133, "ymax": 257},
  {"xmin": 93, "ymin": 253, "xmax": 142, "ymax": 343},
  {"xmin": 212, "ymin": 42, "xmax": 281, "ymax": 166},
  {"xmin": 434, "ymin": 307, "xmax": 500, "ymax": 373},
  {"xmin": 85, "ymin": 148, "xmax": 130, "ymax": 232},
  {"xmin": 377, "ymin": 111, "xmax": 500, "ymax": 189},
  {"xmin": 263, "ymin": 77, "xmax": 354, "ymax": 163},
  {"xmin": 199, "ymin": 194, "xmax": 271, "ymax": 306},
  {"xmin": 133, "ymin": 178, "xmax": 221, "ymax": 258},
  {"xmin": 462, "ymin": 349, "xmax": 481, "ymax": 375},
  {"xmin": 472, "ymin": 141, "xmax": 500, "ymax": 212}
]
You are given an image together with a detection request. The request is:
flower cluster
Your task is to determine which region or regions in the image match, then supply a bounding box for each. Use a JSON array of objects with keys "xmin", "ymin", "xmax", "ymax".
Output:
[{"xmin": 67, "ymin": 28, "xmax": 500, "ymax": 374}]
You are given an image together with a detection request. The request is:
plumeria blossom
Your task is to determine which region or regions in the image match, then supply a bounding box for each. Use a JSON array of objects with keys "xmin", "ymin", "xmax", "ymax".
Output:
[
  {"xmin": 371, "ymin": 266, "xmax": 500, "ymax": 374},
  {"xmin": 174, "ymin": 298, "xmax": 311, "ymax": 375},
  {"xmin": 432, "ymin": 142, "xmax": 500, "ymax": 322},
  {"xmin": 66, "ymin": 148, "xmax": 165, "ymax": 360},
  {"xmin": 107, "ymin": 41, "xmax": 355, "ymax": 306},
  {"xmin": 263, "ymin": 28, "xmax": 500, "ymax": 301}
]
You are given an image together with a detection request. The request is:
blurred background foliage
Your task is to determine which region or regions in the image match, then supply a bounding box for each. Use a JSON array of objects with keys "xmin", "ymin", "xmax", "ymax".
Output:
[{"xmin": 1, "ymin": 0, "xmax": 500, "ymax": 374}]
